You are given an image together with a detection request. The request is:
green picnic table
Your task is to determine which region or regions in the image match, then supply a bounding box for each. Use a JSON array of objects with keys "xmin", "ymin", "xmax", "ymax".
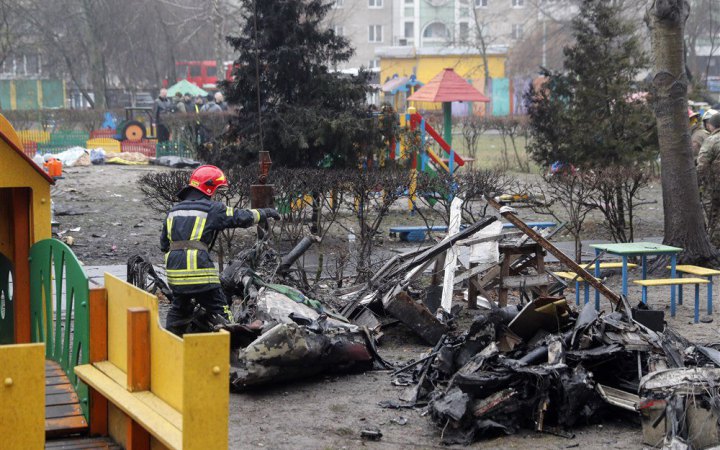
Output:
[{"xmin": 590, "ymin": 242, "xmax": 683, "ymax": 311}]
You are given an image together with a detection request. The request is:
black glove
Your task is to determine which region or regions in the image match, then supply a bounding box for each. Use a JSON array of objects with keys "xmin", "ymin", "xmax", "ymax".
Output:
[{"xmin": 262, "ymin": 208, "xmax": 281, "ymax": 221}]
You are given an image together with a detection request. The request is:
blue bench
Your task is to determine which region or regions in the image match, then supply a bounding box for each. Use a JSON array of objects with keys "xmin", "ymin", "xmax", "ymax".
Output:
[{"xmin": 389, "ymin": 222, "xmax": 556, "ymax": 242}]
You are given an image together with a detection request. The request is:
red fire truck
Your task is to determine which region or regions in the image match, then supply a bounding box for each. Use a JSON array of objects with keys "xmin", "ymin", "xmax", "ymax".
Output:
[{"xmin": 167, "ymin": 60, "xmax": 234, "ymax": 89}]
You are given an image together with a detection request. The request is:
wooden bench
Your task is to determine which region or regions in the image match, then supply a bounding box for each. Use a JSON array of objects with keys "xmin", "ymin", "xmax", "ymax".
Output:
[
  {"xmin": 667, "ymin": 265, "xmax": 720, "ymax": 315},
  {"xmin": 554, "ymin": 263, "xmax": 638, "ymax": 309},
  {"xmin": 634, "ymin": 278, "xmax": 709, "ymax": 323},
  {"xmin": 74, "ymin": 275, "xmax": 229, "ymax": 450}
]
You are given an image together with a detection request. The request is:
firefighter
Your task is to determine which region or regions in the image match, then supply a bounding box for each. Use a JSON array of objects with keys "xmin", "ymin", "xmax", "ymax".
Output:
[{"xmin": 161, "ymin": 165, "xmax": 280, "ymax": 336}]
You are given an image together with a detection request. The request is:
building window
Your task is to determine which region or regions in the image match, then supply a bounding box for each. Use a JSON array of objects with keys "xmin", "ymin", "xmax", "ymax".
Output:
[
  {"xmin": 475, "ymin": 0, "xmax": 488, "ymax": 7},
  {"xmin": 512, "ymin": 23, "xmax": 524, "ymax": 39},
  {"xmin": 332, "ymin": 0, "xmax": 344, "ymax": 8},
  {"xmin": 369, "ymin": 25, "xmax": 383, "ymax": 43},
  {"xmin": 332, "ymin": 25, "xmax": 344, "ymax": 36},
  {"xmin": 511, "ymin": 0, "xmax": 524, "ymax": 7},
  {"xmin": 404, "ymin": 21, "xmax": 414, "ymax": 38},
  {"xmin": 369, "ymin": 0, "xmax": 383, "ymax": 7},
  {"xmin": 458, "ymin": 22, "xmax": 470, "ymax": 43},
  {"xmin": 423, "ymin": 22, "xmax": 450, "ymax": 39},
  {"xmin": 369, "ymin": 59, "xmax": 380, "ymax": 69}
]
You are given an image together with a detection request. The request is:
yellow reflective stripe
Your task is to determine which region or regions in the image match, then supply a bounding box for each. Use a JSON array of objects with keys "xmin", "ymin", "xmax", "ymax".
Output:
[
  {"xmin": 167, "ymin": 277, "xmax": 221, "ymax": 285},
  {"xmin": 186, "ymin": 249, "xmax": 192, "ymax": 270},
  {"xmin": 190, "ymin": 217, "xmax": 200, "ymax": 240},
  {"xmin": 192, "ymin": 249, "xmax": 198, "ymax": 270},
  {"xmin": 226, "ymin": 206, "xmax": 234, "ymax": 216},
  {"xmin": 164, "ymin": 253, "xmax": 169, "ymax": 265},
  {"xmin": 188, "ymin": 217, "xmax": 207, "ymax": 241},
  {"xmin": 166, "ymin": 217, "xmax": 174, "ymax": 242},
  {"xmin": 196, "ymin": 218, "xmax": 206, "ymax": 240},
  {"xmin": 166, "ymin": 269, "xmax": 218, "ymax": 275},
  {"xmin": 251, "ymin": 209, "xmax": 261, "ymax": 224}
]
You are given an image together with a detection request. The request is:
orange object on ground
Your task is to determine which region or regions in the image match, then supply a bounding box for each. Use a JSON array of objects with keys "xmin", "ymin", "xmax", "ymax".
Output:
[{"xmin": 44, "ymin": 158, "xmax": 63, "ymax": 178}]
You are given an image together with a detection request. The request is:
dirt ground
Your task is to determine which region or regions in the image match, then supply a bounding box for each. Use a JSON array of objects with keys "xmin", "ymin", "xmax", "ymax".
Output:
[{"xmin": 54, "ymin": 164, "xmax": 719, "ymax": 449}]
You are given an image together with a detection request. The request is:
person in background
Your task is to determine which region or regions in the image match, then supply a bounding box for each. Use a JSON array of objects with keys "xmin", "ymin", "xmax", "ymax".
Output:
[
  {"xmin": 174, "ymin": 92, "xmax": 186, "ymax": 113},
  {"xmin": 214, "ymin": 92, "xmax": 228, "ymax": 111},
  {"xmin": 183, "ymin": 93, "xmax": 193, "ymax": 113},
  {"xmin": 153, "ymin": 88, "xmax": 174, "ymax": 123},
  {"xmin": 201, "ymin": 93, "xmax": 222, "ymax": 112},
  {"xmin": 689, "ymin": 108, "xmax": 706, "ymax": 158}
]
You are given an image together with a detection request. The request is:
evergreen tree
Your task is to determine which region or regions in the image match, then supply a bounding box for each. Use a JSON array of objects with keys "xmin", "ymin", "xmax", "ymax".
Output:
[
  {"xmin": 218, "ymin": 0, "xmax": 376, "ymax": 168},
  {"xmin": 525, "ymin": 0, "xmax": 657, "ymax": 167}
]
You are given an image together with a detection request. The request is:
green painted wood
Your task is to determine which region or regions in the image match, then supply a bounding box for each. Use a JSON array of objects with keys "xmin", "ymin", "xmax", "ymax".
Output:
[
  {"xmin": 29, "ymin": 238, "xmax": 90, "ymax": 421},
  {"xmin": 0, "ymin": 251, "xmax": 14, "ymax": 344},
  {"xmin": 590, "ymin": 242, "xmax": 683, "ymax": 255}
]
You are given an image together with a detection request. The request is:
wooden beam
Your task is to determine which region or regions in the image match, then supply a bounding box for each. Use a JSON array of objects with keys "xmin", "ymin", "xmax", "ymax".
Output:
[
  {"xmin": 127, "ymin": 419, "xmax": 150, "ymax": 450},
  {"xmin": 88, "ymin": 388, "xmax": 108, "ymax": 437},
  {"xmin": 486, "ymin": 196, "xmax": 621, "ymax": 305},
  {"xmin": 12, "ymin": 188, "xmax": 31, "ymax": 343},
  {"xmin": 441, "ymin": 197, "xmax": 463, "ymax": 313},
  {"xmin": 89, "ymin": 288, "xmax": 108, "ymax": 363},
  {"xmin": 127, "ymin": 308, "xmax": 150, "ymax": 392}
]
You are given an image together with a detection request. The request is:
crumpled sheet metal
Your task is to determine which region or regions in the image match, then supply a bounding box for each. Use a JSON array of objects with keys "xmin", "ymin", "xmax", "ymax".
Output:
[
  {"xmin": 397, "ymin": 298, "xmax": 695, "ymax": 445},
  {"xmin": 231, "ymin": 322, "xmax": 376, "ymax": 389}
]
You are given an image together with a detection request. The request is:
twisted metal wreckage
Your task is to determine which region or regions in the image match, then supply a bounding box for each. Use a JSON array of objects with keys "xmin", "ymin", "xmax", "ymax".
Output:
[{"xmin": 128, "ymin": 200, "xmax": 720, "ymax": 449}]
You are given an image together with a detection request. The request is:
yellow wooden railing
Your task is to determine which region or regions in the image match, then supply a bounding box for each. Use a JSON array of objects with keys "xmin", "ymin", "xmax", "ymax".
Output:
[{"xmin": 75, "ymin": 273, "xmax": 229, "ymax": 450}]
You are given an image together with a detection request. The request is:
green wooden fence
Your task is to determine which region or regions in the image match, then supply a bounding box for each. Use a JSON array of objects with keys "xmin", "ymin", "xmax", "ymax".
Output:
[
  {"xmin": 0, "ymin": 252, "xmax": 13, "ymax": 345},
  {"xmin": 29, "ymin": 238, "xmax": 90, "ymax": 419}
]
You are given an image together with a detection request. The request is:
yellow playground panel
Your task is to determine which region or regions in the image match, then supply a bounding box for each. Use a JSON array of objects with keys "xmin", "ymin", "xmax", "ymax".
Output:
[
  {"xmin": 75, "ymin": 274, "xmax": 230, "ymax": 450},
  {"xmin": 0, "ymin": 343, "xmax": 45, "ymax": 449},
  {"xmin": 86, "ymin": 137, "xmax": 122, "ymax": 153}
]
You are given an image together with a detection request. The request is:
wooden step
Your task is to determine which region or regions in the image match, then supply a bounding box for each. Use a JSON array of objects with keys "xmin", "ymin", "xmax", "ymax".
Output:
[
  {"xmin": 45, "ymin": 436, "xmax": 120, "ymax": 449},
  {"xmin": 45, "ymin": 360, "xmax": 88, "ymax": 440}
]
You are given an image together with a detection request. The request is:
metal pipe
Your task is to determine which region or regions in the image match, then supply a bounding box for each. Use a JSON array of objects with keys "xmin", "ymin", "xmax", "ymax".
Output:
[{"xmin": 279, "ymin": 235, "xmax": 321, "ymax": 274}]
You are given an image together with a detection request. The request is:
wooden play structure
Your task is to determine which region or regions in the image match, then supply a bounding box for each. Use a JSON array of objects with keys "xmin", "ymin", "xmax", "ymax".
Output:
[{"xmin": 0, "ymin": 113, "xmax": 230, "ymax": 448}]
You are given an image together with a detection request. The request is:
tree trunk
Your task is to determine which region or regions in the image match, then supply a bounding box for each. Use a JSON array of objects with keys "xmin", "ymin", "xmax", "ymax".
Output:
[
  {"xmin": 213, "ymin": 0, "xmax": 225, "ymax": 83},
  {"xmin": 81, "ymin": 0, "xmax": 107, "ymax": 109},
  {"xmin": 647, "ymin": 0, "xmax": 717, "ymax": 264}
]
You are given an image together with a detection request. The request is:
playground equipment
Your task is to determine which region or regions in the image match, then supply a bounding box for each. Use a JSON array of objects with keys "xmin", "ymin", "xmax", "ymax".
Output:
[
  {"xmin": 407, "ymin": 68, "xmax": 490, "ymax": 173},
  {"xmin": 0, "ymin": 113, "xmax": 229, "ymax": 448}
]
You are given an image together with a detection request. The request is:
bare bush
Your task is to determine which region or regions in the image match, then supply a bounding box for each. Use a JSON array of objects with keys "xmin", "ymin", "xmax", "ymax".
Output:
[
  {"xmin": 532, "ymin": 171, "xmax": 598, "ymax": 262},
  {"xmin": 344, "ymin": 169, "xmax": 410, "ymax": 282},
  {"xmin": 461, "ymin": 115, "xmax": 490, "ymax": 161},
  {"xmin": 585, "ymin": 165, "xmax": 654, "ymax": 243},
  {"xmin": 490, "ymin": 116, "xmax": 530, "ymax": 172}
]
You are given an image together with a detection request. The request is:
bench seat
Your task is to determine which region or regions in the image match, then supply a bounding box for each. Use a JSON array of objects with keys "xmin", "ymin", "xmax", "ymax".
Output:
[
  {"xmin": 633, "ymin": 278, "xmax": 709, "ymax": 323},
  {"xmin": 75, "ymin": 362, "xmax": 182, "ymax": 450}
]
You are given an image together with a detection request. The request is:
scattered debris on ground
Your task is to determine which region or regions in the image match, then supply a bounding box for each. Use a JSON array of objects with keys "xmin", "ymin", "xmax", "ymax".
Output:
[{"xmin": 125, "ymin": 194, "xmax": 720, "ymax": 449}]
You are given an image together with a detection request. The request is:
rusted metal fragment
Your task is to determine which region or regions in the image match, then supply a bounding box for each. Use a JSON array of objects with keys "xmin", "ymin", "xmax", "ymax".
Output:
[{"xmin": 385, "ymin": 292, "xmax": 447, "ymax": 345}]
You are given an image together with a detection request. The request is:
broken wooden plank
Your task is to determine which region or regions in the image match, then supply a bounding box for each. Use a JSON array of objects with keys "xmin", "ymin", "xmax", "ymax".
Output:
[
  {"xmin": 441, "ymin": 197, "xmax": 463, "ymax": 313},
  {"xmin": 385, "ymin": 292, "xmax": 447, "ymax": 345},
  {"xmin": 486, "ymin": 196, "xmax": 621, "ymax": 305},
  {"xmin": 500, "ymin": 275, "xmax": 553, "ymax": 289}
]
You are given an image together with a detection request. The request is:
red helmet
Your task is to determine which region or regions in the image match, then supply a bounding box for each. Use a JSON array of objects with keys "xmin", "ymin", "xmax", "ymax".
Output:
[{"xmin": 188, "ymin": 165, "xmax": 228, "ymax": 196}]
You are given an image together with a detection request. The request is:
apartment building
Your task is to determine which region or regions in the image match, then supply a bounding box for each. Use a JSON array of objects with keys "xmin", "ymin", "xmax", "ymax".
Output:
[{"xmin": 326, "ymin": 0, "xmax": 396, "ymax": 70}]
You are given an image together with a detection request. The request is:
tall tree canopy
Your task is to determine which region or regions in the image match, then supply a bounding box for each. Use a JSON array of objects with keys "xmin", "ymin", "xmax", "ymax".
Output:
[
  {"xmin": 525, "ymin": 0, "xmax": 657, "ymax": 167},
  {"xmin": 220, "ymin": 0, "xmax": 376, "ymax": 168}
]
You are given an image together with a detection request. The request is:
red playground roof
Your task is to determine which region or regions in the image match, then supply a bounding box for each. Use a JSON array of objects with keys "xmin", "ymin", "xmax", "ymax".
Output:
[{"xmin": 407, "ymin": 68, "xmax": 490, "ymax": 103}]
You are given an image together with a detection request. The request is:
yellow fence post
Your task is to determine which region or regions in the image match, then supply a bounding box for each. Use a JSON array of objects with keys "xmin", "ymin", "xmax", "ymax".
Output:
[
  {"xmin": 0, "ymin": 343, "xmax": 45, "ymax": 449},
  {"xmin": 182, "ymin": 332, "xmax": 229, "ymax": 450}
]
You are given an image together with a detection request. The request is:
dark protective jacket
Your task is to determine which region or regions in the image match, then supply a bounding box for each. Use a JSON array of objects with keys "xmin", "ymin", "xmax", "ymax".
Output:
[{"xmin": 161, "ymin": 196, "xmax": 262, "ymax": 293}]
